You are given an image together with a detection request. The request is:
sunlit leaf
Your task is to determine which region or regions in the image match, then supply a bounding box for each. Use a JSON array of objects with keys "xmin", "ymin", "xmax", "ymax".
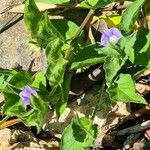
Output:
[
  {"xmin": 60, "ymin": 116, "xmax": 97, "ymax": 150},
  {"xmin": 104, "ymin": 56, "xmax": 127, "ymax": 87},
  {"xmin": 46, "ymin": 38, "xmax": 68, "ymax": 86},
  {"xmin": 71, "ymin": 44, "xmax": 105, "ymax": 70},
  {"xmin": 108, "ymin": 74, "xmax": 147, "ymax": 104},
  {"xmin": 120, "ymin": 0, "xmax": 145, "ymax": 33},
  {"xmin": 24, "ymin": 0, "xmax": 42, "ymax": 35}
]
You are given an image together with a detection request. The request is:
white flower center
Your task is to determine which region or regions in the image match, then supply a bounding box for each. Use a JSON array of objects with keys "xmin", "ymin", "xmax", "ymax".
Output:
[{"xmin": 109, "ymin": 35, "xmax": 118, "ymax": 43}]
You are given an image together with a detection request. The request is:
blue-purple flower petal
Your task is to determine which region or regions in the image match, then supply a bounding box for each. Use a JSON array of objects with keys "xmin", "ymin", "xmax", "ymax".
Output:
[
  {"xmin": 32, "ymin": 89, "xmax": 38, "ymax": 97},
  {"xmin": 101, "ymin": 27, "xmax": 122, "ymax": 46},
  {"xmin": 19, "ymin": 85, "xmax": 38, "ymax": 108}
]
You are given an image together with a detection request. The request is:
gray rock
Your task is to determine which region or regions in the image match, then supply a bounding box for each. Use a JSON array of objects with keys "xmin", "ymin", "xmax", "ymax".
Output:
[{"xmin": 0, "ymin": 0, "xmax": 42, "ymax": 71}]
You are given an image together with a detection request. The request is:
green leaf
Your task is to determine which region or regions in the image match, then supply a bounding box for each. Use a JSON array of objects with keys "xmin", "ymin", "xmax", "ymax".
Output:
[
  {"xmin": 36, "ymin": 12, "xmax": 64, "ymax": 48},
  {"xmin": 0, "ymin": 75, "xmax": 5, "ymax": 91},
  {"xmin": 32, "ymin": 72, "xmax": 48, "ymax": 99},
  {"xmin": 96, "ymin": 43, "xmax": 122, "ymax": 57},
  {"xmin": 3, "ymin": 91, "xmax": 26, "ymax": 116},
  {"xmin": 119, "ymin": 33, "xmax": 136, "ymax": 62},
  {"xmin": 120, "ymin": 0, "xmax": 145, "ymax": 33},
  {"xmin": 108, "ymin": 74, "xmax": 147, "ymax": 104},
  {"xmin": 3, "ymin": 89, "xmax": 48, "ymax": 133},
  {"xmin": 120, "ymin": 28, "xmax": 150, "ymax": 68},
  {"xmin": 104, "ymin": 56, "xmax": 127, "ymax": 87},
  {"xmin": 9, "ymin": 71, "xmax": 32, "ymax": 88},
  {"xmin": 51, "ymin": 19, "xmax": 80, "ymax": 41},
  {"xmin": 46, "ymin": 38, "xmax": 68, "ymax": 86},
  {"xmin": 71, "ymin": 44, "xmax": 105, "ymax": 70},
  {"xmin": 132, "ymin": 28, "xmax": 150, "ymax": 68},
  {"xmin": 24, "ymin": 0, "xmax": 42, "ymax": 35},
  {"xmin": 21, "ymin": 96, "xmax": 48, "ymax": 133},
  {"xmin": 32, "ymin": 72, "xmax": 46, "ymax": 90},
  {"xmin": 60, "ymin": 116, "xmax": 97, "ymax": 150},
  {"xmin": 35, "ymin": 0, "xmax": 70, "ymax": 4}
]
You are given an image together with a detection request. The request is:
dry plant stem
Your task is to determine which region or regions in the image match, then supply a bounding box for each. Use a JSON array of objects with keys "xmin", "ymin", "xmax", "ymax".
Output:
[
  {"xmin": 71, "ymin": 9, "xmax": 94, "ymax": 43},
  {"xmin": 0, "ymin": 14, "xmax": 23, "ymax": 33},
  {"xmin": 120, "ymin": 105, "xmax": 150, "ymax": 124},
  {"xmin": 0, "ymin": 118, "xmax": 21, "ymax": 130},
  {"xmin": 102, "ymin": 4, "xmax": 128, "ymax": 12},
  {"xmin": 107, "ymin": 105, "xmax": 150, "ymax": 132},
  {"xmin": 110, "ymin": 120, "xmax": 150, "ymax": 136},
  {"xmin": 123, "ymin": 133, "xmax": 141, "ymax": 149}
]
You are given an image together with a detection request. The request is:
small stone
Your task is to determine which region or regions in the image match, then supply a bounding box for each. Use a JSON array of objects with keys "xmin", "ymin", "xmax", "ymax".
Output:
[{"xmin": 0, "ymin": 128, "xmax": 11, "ymax": 147}]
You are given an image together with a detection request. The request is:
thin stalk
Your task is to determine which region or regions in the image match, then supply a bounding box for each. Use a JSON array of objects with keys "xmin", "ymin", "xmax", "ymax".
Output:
[
  {"xmin": 91, "ymin": 80, "xmax": 105, "ymax": 121},
  {"xmin": 4, "ymin": 81, "xmax": 22, "ymax": 91},
  {"xmin": 0, "ymin": 117, "xmax": 21, "ymax": 130},
  {"xmin": 64, "ymin": 9, "xmax": 95, "ymax": 62},
  {"xmin": 0, "ymin": 115, "xmax": 10, "ymax": 126},
  {"xmin": 70, "ymin": 9, "xmax": 95, "ymax": 45},
  {"xmin": 87, "ymin": 80, "xmax": 105, "ymax": 132}
]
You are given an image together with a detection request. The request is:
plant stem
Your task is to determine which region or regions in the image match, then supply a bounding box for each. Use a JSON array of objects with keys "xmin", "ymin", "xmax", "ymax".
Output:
[
  {"xmin": 0, "ymin": 117, "xmax": 21, "ymax": 130},
  {"xmin": 4, "ymin": 81, "xmax": 22, "ymax": 91},
  {"xmin": 64, "ymin": 9, "xmax": 95, "ymax": 63},
  {"xmin": 70, "ymin": 9, "xmax": 95, "ymax": 45},
  {"xmin": 91, "ymin": 80, "xmax": 105, "ymax": 121},
  {"xmin": 0, "ymin": 116, "xmax": 10, "ymax": 126}
]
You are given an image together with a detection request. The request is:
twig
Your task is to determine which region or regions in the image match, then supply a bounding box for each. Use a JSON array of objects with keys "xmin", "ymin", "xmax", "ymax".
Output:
[
  {"xmin": 0, "ymin": 14, "xmax": 23, "ymax": 33},
  {"xmin": 0, "ymin": 118, "xmax": 21, "ymax": 130},
  {"xmin": 106, "ymin": 104, "xmax": 150, "ymax": 133},
  {"xmin": 120, "ymin": 105, "xmax": 150, "ymax": 124},
  {"xmin": 110, "ymin": 120, "xmax": 150, "ymax": 136},
  {"xmin": 123, "ymin": 133, "xmax": 141, "ymax": 149},
  {"xmin": 102, "ymin": 4, "xmax": 128, "ymax": 12},
  {"xmin": 71, "ymin": 9, "xmax": 94, "ymax": 44}
]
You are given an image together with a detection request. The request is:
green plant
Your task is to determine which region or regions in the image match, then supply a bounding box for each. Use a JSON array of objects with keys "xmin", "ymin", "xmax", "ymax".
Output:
[{"xmin": 0, "ymin": 0, "xmax": 150, "ymax": 149}]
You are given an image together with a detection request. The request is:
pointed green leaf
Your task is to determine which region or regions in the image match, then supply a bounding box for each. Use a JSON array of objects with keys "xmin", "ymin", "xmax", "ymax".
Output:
[
  {"xmin": 32, "ymin": 72, "xmax": 46, "ymax": 90},
  {"xmin": 71, "ymin": 44, "xmax": 105, "ymax": 70},
  {"xmin": 36, "ymin": 13, "xmax": 64, "ymax": 48},
  {"xmin": 51, "ymin": 19, "xmax": 80, "ymax": 40},
  {"xmin": 46, "ymin": 38, "xmax": 68, "ymax": 86},
  {"xmin": 120, "ymin": 0, "xmax": 145, "ymax": 33},
  {"xmin": 108, "ymin": 74, "xmax": 147, "ymax": 104},
  {"xmin": 60, "ymin": 116, "xmax": 97, "ymax": 150},
  {"xmin": 132, "ymin": 28, "xmax": 150, "ymax": 68},
  {"xmin": 9, "ymin": 71, "xmax": 32, "ymax": 88},
  {"xmin": 3, "ymin": 91, "xmax": 26, "ymax": 116},
  {"xmin": 120, "ymin": 28, "xmax": 150, "ymax": 68},
  {"xmin": 104, "ymin": 56, "xmax": 127, "ymax": 87},
  {"xmin": 24, "ymin": 0, "xmax": 42, "ymax": 35}
]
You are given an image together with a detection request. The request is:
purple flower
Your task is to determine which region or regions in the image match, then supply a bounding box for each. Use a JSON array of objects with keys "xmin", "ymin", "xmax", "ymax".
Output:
[
  {"xmin": 19, "ymin": 85, "xmax": 38, "ymax": 107},
  {"xmin": 101, "ymin": 28, "xmax": 122, "ymax": 46}
]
